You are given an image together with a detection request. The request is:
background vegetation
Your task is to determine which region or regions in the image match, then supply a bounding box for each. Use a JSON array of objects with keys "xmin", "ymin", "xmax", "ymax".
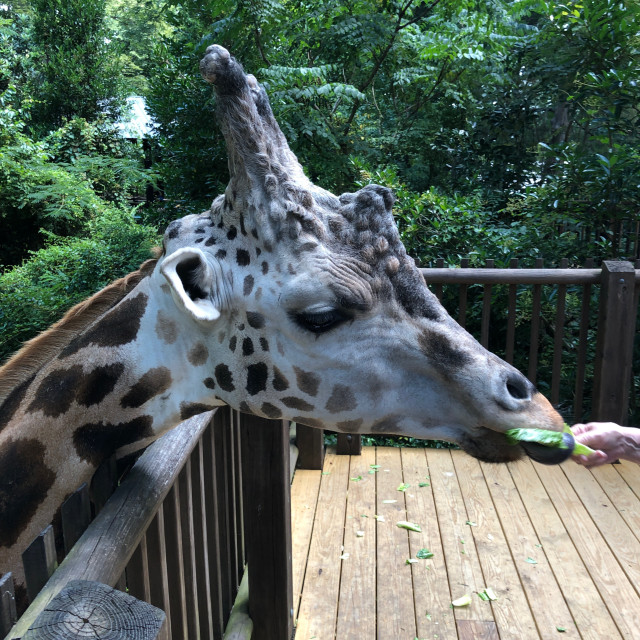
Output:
[{"xmin": 1, "ymin": 0, "xmax": 638, "ymax": 424}]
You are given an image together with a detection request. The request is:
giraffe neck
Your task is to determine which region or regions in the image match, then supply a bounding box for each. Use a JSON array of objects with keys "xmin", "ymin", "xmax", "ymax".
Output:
[{"xmin": 0, "ymin": 271, "xmax": 223, "ymax": 599}]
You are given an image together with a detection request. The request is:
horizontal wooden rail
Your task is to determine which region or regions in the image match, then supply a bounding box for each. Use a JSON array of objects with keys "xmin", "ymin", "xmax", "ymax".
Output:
[
  {"xmin": 420, "ymin": 267, "xmax": 603, "ymax": 285},
  {"xmin": 8, "ymin": 412, "xmax": 213, "ymax": 639}
]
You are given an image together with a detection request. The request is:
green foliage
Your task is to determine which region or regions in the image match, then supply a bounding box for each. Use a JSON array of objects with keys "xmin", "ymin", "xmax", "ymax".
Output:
[
  {"xmin": 353, "ymin": 160, "xmax": 585, "ymax": 268},
  {"xmin": 44, "ymin": 117, "xmax": 156, "ymax": 206},
  {"xmin": 0, "ymin": 209, "xmax": 160, "ymax": 363},
  {"xmin": 324, "ymin": 432, "xmax": 456, "ymax": 449},
  {"xmin": 105, "ymin": 0, "xmax": 177, "ymax": 95},
  {"xmin": 26, "ymin": 0, "xmax": 124, "ymax": 132},
  {"xmin": 519, "ymin": 0, "xmax": 640, "ymax": 256},
  {"xmin": 0, "ymin": 101, "xmax": 89, "ymax": 265},
  {"xmin": 0, "ymin": 109, "xmax": 155, "ymax": 265}
]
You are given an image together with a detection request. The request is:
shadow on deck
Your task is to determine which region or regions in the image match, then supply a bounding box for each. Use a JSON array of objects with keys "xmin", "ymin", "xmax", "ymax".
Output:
[{"xmin": 292, "ymin": 446, "xmax": 640, "ymax": 640}]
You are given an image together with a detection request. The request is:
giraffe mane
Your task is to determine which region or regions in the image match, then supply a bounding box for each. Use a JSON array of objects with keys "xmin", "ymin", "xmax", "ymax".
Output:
[{"xmin": 0, "ymin": 257, "xmax": 159, "ymax": 406}]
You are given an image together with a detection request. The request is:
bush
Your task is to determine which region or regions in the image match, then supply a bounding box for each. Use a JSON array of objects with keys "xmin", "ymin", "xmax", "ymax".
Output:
[
  {"xmin": 44, "ymin": 117, "xmax": 154, "ymax": 207},
  {"xmin": 353, "ymin": 160, "xmax": 596, "ymax": 268},
  {"xmin": 0, "ymin": 209, "xmax": 160, "ymax": 363},
  {"xmin": 0, "ymin": 107, "xmax": 156, "ymax": 266}
]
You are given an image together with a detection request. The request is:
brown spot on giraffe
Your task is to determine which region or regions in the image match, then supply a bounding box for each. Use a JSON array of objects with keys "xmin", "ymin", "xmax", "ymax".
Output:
[
  {"xmin": 60, "ymin": 292, "xmax": 149, "ymax": 358},
  {"xmin": 243, "ymin": 274, "xmax": 255, "ymax": 296},
  {"xmin": 0, "ymin": 374, "xmax": 35, "ymax": 432},
  {"xmin": 242, "ymin": 337, "xmax": 254, "ymax": 356},
  {"xmin": 335, "ymin": 419, "xmax": 363, "ymax": 433},
  {"xmin": 246, "ymin": 312, "xmax": 265, "ymax": 329},
  {"xmin": 272, "ymin": 366, "xmax": 289, "ymax": 391},
  {"xmin": 215, "ymin": 364, "xmax": 235, "ymax": 392},
  {"xmin": 28, "ymin": 365, "xmax": 84, "ymax": 418},
  {"xmin": 236, "ymin": 249, "xmax": 250, "ymax": 266},
  {"xmin": 0, "ymin": 438, "xmax": 55, "ymax": 548},
  {"xmin": 281, "ymin": 397, "xmax": 315, "ymax": 412},
  {"xmin": 370, "ymin": 415, "xmax": 402, "ymax": 433},
  {"xmin": 78, "ymin": 363, "xmax": 126, "ymax": 408},
  {"xmin": 325, "ymin": 384, "xmax": 358, "ymax": 414},
  {"xmin": 166, "ymin": 220, "xmax": 182, "ymax": 239},
  {"xmin": 246, "ymin": 362, "xmax": 268, "ymax": 395},
  {"xmin": 73, "ymin": 416, "xmax": 154, "ymax": 467},
  {"xmin": 261, "ymin": 402, "xmax": 282, "ymax": 419},
  {"xmin": 121, "ymin": 367, "xmax": 173, "ymax": 408},
  {"xmin": 418, "ymin": 331, "xmax": 472, "ymax": 371},
  {"xmin": 188, "ymin": 343, "xmax": 209, "ymax": 366},
  {"xmin": 294, "ymin": 367, "xmax": 320, "ymax": 397},
  {"xmin": 180, "ymin": 402, "xmax": 217, "ymax": 420},
  {"xmin": 155, "ymin": 310, "xmax": 178, "ymax": 344}
]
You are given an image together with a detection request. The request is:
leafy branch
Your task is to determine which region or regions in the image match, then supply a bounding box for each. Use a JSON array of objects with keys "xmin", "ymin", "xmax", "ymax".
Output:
[{"xmin": 342, "ymin": 0, "xmax": 443, "ymax": 136}]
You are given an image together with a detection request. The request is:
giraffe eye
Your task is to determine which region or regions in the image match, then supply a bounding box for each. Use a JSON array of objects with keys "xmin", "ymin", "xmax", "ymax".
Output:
[{"xmin": 293, "ymin": 309, "xmax": 351, "ymax": 334}]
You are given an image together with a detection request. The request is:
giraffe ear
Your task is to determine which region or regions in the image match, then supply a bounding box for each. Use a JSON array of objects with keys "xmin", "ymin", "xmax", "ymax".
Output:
[{"xmin": 161, "ymin": 247, "xmax": 222, "ymax": 322}]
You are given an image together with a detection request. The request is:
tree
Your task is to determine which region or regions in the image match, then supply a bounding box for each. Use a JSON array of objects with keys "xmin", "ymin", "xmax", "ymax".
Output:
[{"xmin": 27, "ymin": 0, "xmax": 124, "ymax": 132}]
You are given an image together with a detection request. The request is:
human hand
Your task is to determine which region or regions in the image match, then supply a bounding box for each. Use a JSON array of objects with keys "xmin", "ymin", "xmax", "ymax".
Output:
[{"xmin": 571, "ymin": 422, "xmax": 625, "ymax": 468}]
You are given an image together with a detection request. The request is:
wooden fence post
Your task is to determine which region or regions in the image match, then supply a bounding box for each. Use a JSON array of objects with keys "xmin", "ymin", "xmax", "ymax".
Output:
[
  {"xmin": 592, "ymin": 261, "xmax": 638, "ymax": 424},
  {"xmin": 336, "ymin": 433, "xmax": 362, "ymax": 456},
  {"xmin": 296, "ymin": 424, "xmax": 325, "ymax": 469},
  {"xmin": 240, "ymin": 415, "xmax": 293, "ymax": 640},
  {"xmin": 0, "ymin": 573, "xmax": 17, "ymax": 638},
  {"xmin": 21, "ymin": 580, "xmax": 167, "ymax": 640},
  {"xmin": 22, "ymin": 525, "xmax": 57, "ymax": 603}
]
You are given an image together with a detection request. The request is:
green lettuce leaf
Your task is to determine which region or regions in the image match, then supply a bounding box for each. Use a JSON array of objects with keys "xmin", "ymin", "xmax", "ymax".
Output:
[{"xmin": 505, "ymin": 424, "xmax": 595, "ymax": 456}]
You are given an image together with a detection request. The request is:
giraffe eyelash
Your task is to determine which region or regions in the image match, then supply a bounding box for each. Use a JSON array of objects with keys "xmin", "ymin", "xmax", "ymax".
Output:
[{"xmin": 291, "ymin": 309, "xmax": 352, "ymax": 334}]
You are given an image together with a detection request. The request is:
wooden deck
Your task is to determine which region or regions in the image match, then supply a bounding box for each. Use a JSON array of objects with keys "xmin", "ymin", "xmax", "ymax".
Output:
[{"xmin": 291, "ymin": 446, "xmax": 640, "ymax": 640}]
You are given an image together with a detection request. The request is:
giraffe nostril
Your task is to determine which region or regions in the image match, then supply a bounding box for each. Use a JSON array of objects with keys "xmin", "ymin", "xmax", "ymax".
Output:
[
  {"xmin": 506, "ymin": 375, "xmax": 530, "ymax": 400},
  {"xmin": 495, "ymin": 372, "xmax": 534, "ymax": 410}
]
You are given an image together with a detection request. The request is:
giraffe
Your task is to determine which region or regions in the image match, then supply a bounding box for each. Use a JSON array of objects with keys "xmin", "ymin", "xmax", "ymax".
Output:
[{"xmin": 0, "ymin": 44, "xmax": 570, "ymax": 610}]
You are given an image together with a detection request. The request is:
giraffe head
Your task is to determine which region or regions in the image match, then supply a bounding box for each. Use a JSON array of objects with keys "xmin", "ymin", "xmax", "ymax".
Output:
[{"xmin": 155, "ymin": 45, "xmax": 568, "ymax": 465}]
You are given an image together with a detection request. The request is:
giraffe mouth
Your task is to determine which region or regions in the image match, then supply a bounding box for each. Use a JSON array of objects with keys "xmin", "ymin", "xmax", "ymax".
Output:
[
  {"xmin": 458, "ymin": 426, "xmax": 574, "ymax": 465},
  {"xmin": 519, "ymin": 431, "xmax": 575, "ymax": 465}
]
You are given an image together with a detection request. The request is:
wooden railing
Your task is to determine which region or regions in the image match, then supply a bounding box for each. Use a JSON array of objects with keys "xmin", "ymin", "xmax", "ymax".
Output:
[{"xmin": 3, "ymin": 409, "xmax": 297, "ymax": 640}]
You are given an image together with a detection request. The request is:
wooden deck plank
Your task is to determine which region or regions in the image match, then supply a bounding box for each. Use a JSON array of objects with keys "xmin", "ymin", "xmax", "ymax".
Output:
[
  {"xmin": 295, "ymin": 450, "xmax": 350, "ymax": 640},
  {"xmin": 452, "ymin": 451, "xmax": 539, "ymax": 640},
  {"xmin": 335, "ymin": 447, "xmax": 377, "ymax": 640},
  {"xmin": 615, "ymin": 460, "xmax": 640, "ymax": 499},
  {"xmin": 457, "ymin": 620, "xmax": 499, "ymax": 640},
  {"xmin": 291, "ymin": 469, "xmax": 322, "ymax": 619},
  {"xmin": 561, "ymin": 462, "xmax": 640, "ymax": 596},
  {"xmin": 426, "ymin": 449, "xmax": 486, "ymax": 624},
  {"xmin": 375, "ymin": 447, "xmax": 417, "ymax": 639},
  {"xmin": 590, "ymin": 464, "xmax": 640, "ymax": 545},
  {"xmin": 534, "ymin": 463, "xmax": 640, "ymax": 640},
  {"xmin": 401, "ymin": 448, "xmax": 457, "ymax": 640},
  {"xmin": 508, "ymin": 459, "xmax": 622, "ymax": 640},
  {"xmin": 480, "ymin": 461, "xmax": 577, "ymax": 639}
]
